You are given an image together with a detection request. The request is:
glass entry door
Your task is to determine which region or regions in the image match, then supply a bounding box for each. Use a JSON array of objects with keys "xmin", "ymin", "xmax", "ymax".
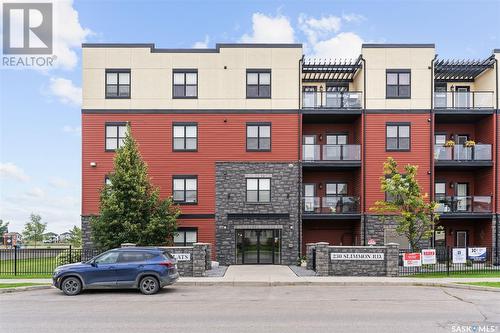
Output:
[{"xmin": 236, "ymin": 229, "xmax": 281, "ymax": 264}]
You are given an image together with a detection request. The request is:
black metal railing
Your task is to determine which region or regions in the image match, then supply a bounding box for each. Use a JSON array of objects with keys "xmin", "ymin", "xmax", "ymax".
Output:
[
  {"xmin": 434, "ymin": 144, "xmax": 492, "ymax": 161},
  {"xmin": 434, "ymin": 195, "xmax": 492, "ymax": 214},
  {"xmin": 433, "ymin": 91, "xmax": 494, "ymax": 109},
  {"xmin": 0, "ymin": 246, "xmax": 102, "ymax": 276},
  {"xmin": 302, "ymin": 91, "xmax": 362, "ymax": 109},
  {"xmin": 399, "ymin": 247, "xmax": 499, "ymax": 276},
  {"xmin": 302, "ymin": 196, "xmax": 360, "ymax": 214}
]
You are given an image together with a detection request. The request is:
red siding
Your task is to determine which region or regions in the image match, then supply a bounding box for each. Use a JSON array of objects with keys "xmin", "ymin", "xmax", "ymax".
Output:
[
  {"xmin": 302, "ymin": 170, "xmax": 359, "ymax": 197},
  {"xmin": 438, "ymin": 219, "xmax": 492, "ymax": 248},
  {"xmin": 177, "ymin": 218, "xmax": 216, "ymax": 259},
  {"xmin": 302, "ymin": 123, "xmax": 359, "ymax": 144},
  {"xmin": 364, "ymin": 114, "xmax": 432, "ymax": 212},
  {"xmin": 302, "ymin": 220, "xmax": 361, "ymax": 253}
]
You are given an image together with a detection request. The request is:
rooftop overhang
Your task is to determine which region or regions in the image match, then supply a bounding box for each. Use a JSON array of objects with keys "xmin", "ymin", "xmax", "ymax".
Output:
[
  {"xmin": 434, "ymin": 56, "xmax": 495, "ymax": 82},
  {"xmin": 302, "ymin": 56, "xmax": 362, "ymax": 83}
]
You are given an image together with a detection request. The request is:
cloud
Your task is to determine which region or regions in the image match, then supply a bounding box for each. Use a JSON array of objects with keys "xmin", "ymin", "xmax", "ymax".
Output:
[
  {"xmin": 48, "ymin": 177, "xmax": 72, "ymax": 189},
  {"xmin": 342, "ymin": 13, "xmax": 365, "ymax": 23},
  {"xmin": 240, "ymin": 13, "xmax": 295, "ymax": 43},
  {"xmin": 299, "ymin": 14, "xmax": 342, "ymax": 44},
  {"xmin": 0, "ymin": 163, "xmax": 29, "ymax": 182},
  {"xmin": 193, "ymin": 35, "xmax": 210, "ymax": 48},
  {"xmin": 49, "ymin": 77, "xmax": 82, "ymax": 106},
  {"xmin": 309, "ymin": 32, "xmax": 363, "ymax": 59},
  {"xmin": 62, "ymin": 125, "xmax": 81, "ymax": 136},
  {"xmin": 25, "ymin": 187, "xmax": 45, "ymax": 198}
]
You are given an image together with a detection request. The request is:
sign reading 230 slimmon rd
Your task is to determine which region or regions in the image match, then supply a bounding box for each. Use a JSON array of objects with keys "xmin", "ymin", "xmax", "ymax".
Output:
[
  {"xmin": 330, "ymin": 253, "xmax": 384, "ymax": 261},
  {"xmin": 172, "ymin": 253, "xmax": 191, "ymax": 261}
]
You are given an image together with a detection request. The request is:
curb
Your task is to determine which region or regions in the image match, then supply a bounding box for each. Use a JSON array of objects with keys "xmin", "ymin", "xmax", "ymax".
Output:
[{"xmin": 0, "ymin": 285, "xmax": 52, "ymax": 294}]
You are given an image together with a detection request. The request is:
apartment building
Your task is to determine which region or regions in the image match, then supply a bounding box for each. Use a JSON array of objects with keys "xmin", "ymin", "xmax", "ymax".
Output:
[{"xmin": 81, "ymin": 43, "xmax": 500, "ymax": 265}]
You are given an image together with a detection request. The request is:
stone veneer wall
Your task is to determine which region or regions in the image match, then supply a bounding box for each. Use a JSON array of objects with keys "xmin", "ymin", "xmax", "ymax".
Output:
[
  {"xmin": 215, "ymin": 162, "xmax": 300, "ymax": 265},
  {"xmin": 162, "ymin": 243, "xmax": 211, "ymax": 277},
  {"xmin": 365, "ymin": 215, "xmax": 431, "ymax": 249},
  {"xmin": 81, "ymin": 215, "xmax": 94, "ymax": 251}
]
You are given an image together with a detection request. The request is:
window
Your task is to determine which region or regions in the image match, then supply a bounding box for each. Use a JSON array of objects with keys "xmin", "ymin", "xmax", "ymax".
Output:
[
  {"xmin": 246, "ymin": 178, "xmax": 271, "ymax": 203},
  {"xmin": 247, "ymin": 123, "xmax": 271, "ymax": 151},
  {"xmin": 105, "ymin": 123, "xmax": 128, "ymax": 151},
  {"xmin": 435, "ymin": 134, "xmax": 446, "ymax": 145},
  {"xmin": 386, "ymin": 123, "xmax": 410, "ymax": 151},
  {"xmin": 246, "ymin": 70, "xmax": 271, "ymax": 98},
  {"xmin": 326, "ymin": 183, "xmax": 347, "ymax": 196},
  {"xmin": 104, "ymin": 176, "xmax": 112, "ymax": 186},
  {"xmin": 173, "ymin": 176, "xmax": 197, "ymax": 204},
  {"xmin": 174, "ymin": 228, "xmax": 198, "ymax": 246},
  {"xmin": 106, "ymin": 69, "xmax": 130, "ymax": 98},
  {"xmin": 326, "ymin": 134, "xmax": 347, "ymax": 145},
  {"xmin": 118, "ymin": 252, "xmax": 153, "ymax": 263},
  {"xmin": 386, "ymin": 70, "xmax": 410, "ymax": 98},
  {"xmin": 435, "ymin": 182, "xmax": 446, "ymax": 198},
  {"xmin": 94, "ymin": 251, "xmax": 119, "ymax": 264},
  {"xmin": 173, "ymin": 123, "xmax": 197, "ymax": 151},
  {"xmin": 173, "ymin": 70, "xmax": 198, "ymax": 98}
]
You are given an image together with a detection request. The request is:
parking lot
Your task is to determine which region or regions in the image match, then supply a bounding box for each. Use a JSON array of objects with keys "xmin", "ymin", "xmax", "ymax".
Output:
[{"xmin": 1, "ymin": 285, "xmax": 499, "ymax": 333}]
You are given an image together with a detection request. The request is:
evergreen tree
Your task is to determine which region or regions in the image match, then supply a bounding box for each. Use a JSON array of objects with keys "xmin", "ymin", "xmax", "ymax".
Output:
[{"xmin": 68, "ymin": 225, "xmax": 82, "ymax": 247}]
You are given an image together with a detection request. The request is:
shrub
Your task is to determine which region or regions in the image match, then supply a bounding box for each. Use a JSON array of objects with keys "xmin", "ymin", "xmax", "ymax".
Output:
[{"xmin": 56, "ymin": 250, "xmax": 82, "ymax": 266}]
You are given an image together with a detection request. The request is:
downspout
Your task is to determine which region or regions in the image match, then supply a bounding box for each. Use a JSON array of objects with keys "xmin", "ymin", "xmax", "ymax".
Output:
[
  {"xmin": 430, "ymin": 54, "xmax": 437, "ymax": 247},
  {"xmin": 298, "ymin": 55, "xmax": 303, "ymax": 256},
  {"xmin": 361, "ymin": 55, "xmax": 367, "ymax": 245},
  {"xmin": 495, "ymin": 57, "xmax": 499, "ymax": 264}
]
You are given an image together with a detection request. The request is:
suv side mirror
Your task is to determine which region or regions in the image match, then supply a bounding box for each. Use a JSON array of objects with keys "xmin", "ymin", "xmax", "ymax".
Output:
[{"xmin": 90, "ymin": 260, "xmax": 97, "ymax": 267}]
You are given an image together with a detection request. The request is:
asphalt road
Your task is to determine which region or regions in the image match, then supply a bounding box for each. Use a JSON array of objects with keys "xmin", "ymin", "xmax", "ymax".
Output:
[{"xmin": 0, "ymin": 286, "xmax": 499, "ymax": 333}]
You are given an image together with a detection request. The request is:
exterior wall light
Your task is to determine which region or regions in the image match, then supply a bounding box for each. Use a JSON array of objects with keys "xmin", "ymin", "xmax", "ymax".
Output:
[{"xmin": 90, "ymin": 162, "xmax": 97, "ymax": 167}]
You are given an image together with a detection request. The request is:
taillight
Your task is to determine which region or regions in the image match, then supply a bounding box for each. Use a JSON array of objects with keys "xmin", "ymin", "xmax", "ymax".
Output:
[{"xmin": 159, "ymin": 262, "xmax": 174, "ymax": 268}]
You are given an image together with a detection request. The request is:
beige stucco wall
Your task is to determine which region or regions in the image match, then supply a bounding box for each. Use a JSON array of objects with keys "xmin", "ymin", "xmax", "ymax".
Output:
[
  {"xmin": 82, "ymin": 46, "xmax": 302, "ymax": 110},
  {"xmin": 361, "ymin": 47, "xmax": 435, "ymax": 109}
]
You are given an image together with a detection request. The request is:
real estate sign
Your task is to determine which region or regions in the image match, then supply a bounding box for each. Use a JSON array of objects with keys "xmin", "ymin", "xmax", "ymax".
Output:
[
  {"xmin": 452, "ymin": 248, "xmax": 467, "ymax": 264},
  {"xmin": 468, "ymin": 247, "xmax": 487, "ymax": 262},
  {"xmin": 403, "ymin": 253, "xmax": 421, "ymax": 267},
  {"xmin": 421, "ymin": 249, "xmax": 436, "ymax": 265}
]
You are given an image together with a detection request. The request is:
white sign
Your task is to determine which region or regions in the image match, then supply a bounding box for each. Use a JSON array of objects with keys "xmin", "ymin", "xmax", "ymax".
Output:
[
  {"xmin": 452, "ymin": 248, "xmax": 467, "ymax": 264},
  {"xmin": 330, "ymin": 252, "xmax": 384, "ymax": 261},
  {"xmin": 403, "ymin": 253, "xmax": 422, "ymax": 267},
  {"xmin": 421, "ymin": 249, "xmax": 436, "ymax": 265},
  {"xmin": 172, "ymin": 253, "xmax": 191, "ymax": 261}
]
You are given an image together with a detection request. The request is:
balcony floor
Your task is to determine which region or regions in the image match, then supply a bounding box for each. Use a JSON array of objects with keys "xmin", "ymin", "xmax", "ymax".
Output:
[
  {"xmin": 437, "ymin": 212, "xmax": 493, "ymax": 220},
  {"xmin": 302, "ymin": 213, "xmax": 362, "ymax": 220},
  {"xmin": 434, "ymin": 161, "xmax": 493, "ymax": 170},
  {"xmin": 302, "ymin": 161, "xmax": 361, "ymax": 170}
]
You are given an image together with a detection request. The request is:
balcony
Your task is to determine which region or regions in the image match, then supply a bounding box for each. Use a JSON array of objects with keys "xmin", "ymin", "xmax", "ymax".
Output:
[
  {"xmin": 434, "ymin": 144, "xmax": 492, "ymax": 168},
  {"xmin": 302, "ymin": 144, "xmax": 361, "ymax": 169},
  {"xmin": 303, "ymin": 196, "xmax": 360, "ymax": 218},
  {"xmin": 302, "ymin": 91, "xmax": 362, "ymax": 110},
  {"xmin": 433, "ymin": 91, "xmax": 494, "ymax": 110},
  {"xmin": 434, "ymin": 196, "xmax": 493, "ymax": 218}
]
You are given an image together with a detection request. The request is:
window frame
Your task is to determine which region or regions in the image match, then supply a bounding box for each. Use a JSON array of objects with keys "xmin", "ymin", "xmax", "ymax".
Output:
[
  {"xmin": 246, "ymin": 69, "xmax": 271, "ymax": 99},
  {"xmin": 386, "ymin": 122, "xmax": 411, "ymax": 152},
  {"xmin": 246, "ymin": 122, "xmax": 271, "ymax": 152},
  {"xmin": 172, "ymin": 69, "xmax": 198, "ymax": 99},
  {"xmin": 246, "ymin": 178, "xmax": 271, "ymax": 203},
  {"xmin": 386, "ymin": 69, "xmax": 411, "ymax": 99},
  {"xmin": 105, "ymin": 122, "xmax": 128, "ymax": 152},
  {"xmin": 172, "ymin": 175, "xmax": 198, "ymax": 205},
  {"xmin": 174, "ymin": 227, "xmax": 198, "ymax": 246},
  {"xmin": 325, "ymin": 182, "xmax": 348, "ymax": 196},
  {"xmin": 172, "ymin": 122, "xmax": 198, "ymax": 152},
  {"xmin": 105, "ymin": 69, "xmax": 131, "ymax": 99}
]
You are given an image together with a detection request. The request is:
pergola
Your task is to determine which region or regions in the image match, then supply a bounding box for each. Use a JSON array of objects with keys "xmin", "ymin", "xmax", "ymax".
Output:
[
  {"xmin": 302, "ymin": 56, "xmax": 363, "ymax": 83},
  {"xmin": 434, "ymin": 56, "xmax": 495, "ymax": 82}
]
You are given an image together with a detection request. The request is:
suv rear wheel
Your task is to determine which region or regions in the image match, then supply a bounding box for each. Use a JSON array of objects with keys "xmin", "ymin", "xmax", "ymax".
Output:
[
  {"xmin": 61, "ymin": 277, "xmax": 82, "ymax": 296},
  {"xmin": 139, "ymin": 276, "xmax": 160, "ymax": 295}
]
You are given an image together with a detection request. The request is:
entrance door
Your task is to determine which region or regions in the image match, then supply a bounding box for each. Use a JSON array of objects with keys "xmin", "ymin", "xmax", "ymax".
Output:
[
  {"xmin": 236, "ymin": 229, "xmax": 281, "ymax": 264},
  {"xmin": 455, "ymin": 86, "xmax": 470, "ymax": 108},
  {"xmin": 303, "ymin": 135, "xmax": 317, "ymax": 161},
  {"xmin": 303, "ymin": 184, "xmax": 316, "ymax": 213},
  {"xmin": 455, "ymin": 183, "xmax": 468, "ymax": 212},
  {"xmin": 456, "ymin": 231, "xmax": 468, "ymax": 248}
]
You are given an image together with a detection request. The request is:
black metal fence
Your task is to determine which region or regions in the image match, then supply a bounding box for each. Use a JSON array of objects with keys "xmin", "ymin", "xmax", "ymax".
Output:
[
  {"xmin": 399, "ymin": 247, "xmax": 500, "ymax": 276},
  {"xmin": 0, "ymin": 246, "xmax": 102, "ymax": 276}
]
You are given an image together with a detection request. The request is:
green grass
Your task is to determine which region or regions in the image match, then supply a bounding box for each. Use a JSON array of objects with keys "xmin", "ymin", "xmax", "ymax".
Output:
[
  {"xmin": 0, "ymin": 283, "xmax": 49, "ymax": 288},
  {"xmin": 458, "ymin": 282, "xmax": 500, "ymax": 288},
  {"xmin": 0, "ymin": 257, "xmax": 58, "ymax": 275},
  {"xmin": 409, "ymin": 271, "xmax": 500, "ymax": 278},
  {"xmin": 0, "ymin": 274, "xmax": 52, "ymax": 279}
]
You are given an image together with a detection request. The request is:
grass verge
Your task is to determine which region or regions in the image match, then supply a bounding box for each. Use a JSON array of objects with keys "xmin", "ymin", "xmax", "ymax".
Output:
[
  {"xmin": 0, "ymin": 274, "xmax": 52, "ymax": 279},
  {"xmin": 0, "ymin": 283, "xmax": 49, "ymax": 289},
  {"xmin": 409, "ymin": 271, "xmax": 500, "ymax": 278},
  {"xmin": 457, "ymin": 282, "xmax": 500, "ymax": 288}
]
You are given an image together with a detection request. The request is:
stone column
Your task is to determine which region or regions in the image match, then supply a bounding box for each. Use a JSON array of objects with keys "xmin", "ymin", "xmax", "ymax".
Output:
[
  {"xmin": 306, "ymin": 243, "xmax": 315, "ymax": 270},
  {"xmin": 204, "ymin": 243, "xmax": 212, "ymax": 270},
  {"xmin": 385, "ymin": 243, "xmax": 400, "ymax": 277},
  {"xmin": 193, "ymin": 243, "xmax": 207, "ymax": 277},
  {"xmin": 315, "ymin": 242, "xmax": 330, "ymax": 276}
]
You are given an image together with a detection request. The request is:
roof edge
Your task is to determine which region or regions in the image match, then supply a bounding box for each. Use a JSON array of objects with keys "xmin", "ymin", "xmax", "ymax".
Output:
[
  {"xmin": 362, "ymin": 43, "xmax": 435, "ymax": 48},
  {"xmin": 493, "ymin": 49, "xmax": 500, "ymax": 53}
]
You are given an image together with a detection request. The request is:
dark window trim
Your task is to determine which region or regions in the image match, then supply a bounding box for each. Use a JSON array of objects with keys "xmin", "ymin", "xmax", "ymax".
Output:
[
  {"xmin": 246, "ymin": 122, "xmax": 272, "ymax": 152},
  {"xmin": 246, "ymin": 69, "xmax": 271, "ymax": 99},
  {"xmin": 172, "ymin": 122, "xmax": 198, "ymax": 152},
  {"xmin": 245, "ymin": 178, "xmax": 272, "ymax": 203},
  {"xmin": 172, "ymin": 175, "xmax": 198, "ymax": 205},
  {"xmin": 105, "ymin": 69, "xmax": 131, "ymax": 99},
  {"xmin": 385, "ymin": 122, "xmax": 411, "ymax": 152},
  {"xmin": 104, "ymin": 122, "xmax": 128, "ymax": 152},
  {"xmin": 172, "ymin": 69, "xmax": 198, "ymax": 99},
  {"xmin": 386, "ymin": 69, "xmax": 411, "ymax": 99},
  {"xmin": 324, "ymin": 133, "xmax": 349, "ymax": 144},
  {"xmin": 325, "ymin": 182, "xmax": 348, "ymax": 196},
  {"xmin": 174, "ymin": 227, "xmax": 198, "ymax": 246}
]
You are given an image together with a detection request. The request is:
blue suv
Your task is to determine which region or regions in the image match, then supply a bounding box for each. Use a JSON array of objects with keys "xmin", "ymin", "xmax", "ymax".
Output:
[{"xmin": 53, "ymin": 247, "xmax": 179, "ymax": 296}]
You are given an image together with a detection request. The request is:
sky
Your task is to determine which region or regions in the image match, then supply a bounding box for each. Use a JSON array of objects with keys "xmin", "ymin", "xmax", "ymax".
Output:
[{"xmin": 0, "ymin": 0, "xmax": 499, "ymax": 234}]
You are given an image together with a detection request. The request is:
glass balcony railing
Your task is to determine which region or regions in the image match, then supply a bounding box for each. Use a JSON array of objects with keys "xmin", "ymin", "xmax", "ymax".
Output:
[
  {"xmin": 433, "ymin": 91, "xmax": 494, "ymax": 109},
  {"xmin": 434, "ymin": 144, "xmax": 492, "ymax": 161},
  {"xmin": 302, "ymin": 144, "xmax": 361, "ymax": 161},
  {"xmin": 302, "ymin": 196, "xmax": 360, "ymax": 214},
  {"xmin": 302, "ymin": 91, "xmax": 362, "ymax": 109},
  {"xmin": 434, "ymin": 195, "xmax": 492, "ymax": 213}
]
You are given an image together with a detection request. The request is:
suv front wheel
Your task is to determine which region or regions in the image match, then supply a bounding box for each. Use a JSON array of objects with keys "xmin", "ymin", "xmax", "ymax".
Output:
[
  {"xmin": 61, "ymin": 276, "xmax": 82, "ymax": 296},
  {"xmin": 139, "ymin": 276, "xmax": 160, "ymax": 295}
]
